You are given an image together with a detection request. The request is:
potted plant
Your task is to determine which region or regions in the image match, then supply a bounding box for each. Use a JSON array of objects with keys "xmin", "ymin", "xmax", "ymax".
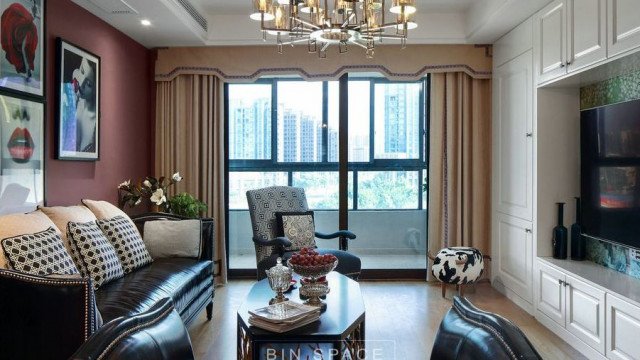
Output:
[
  {"xmin": 118, "ymin": 172, "xmax": 183, "ymax": 212},
  {"xmin": 167, "ymin": 193, "xmax": 207, "ymax": 218}
]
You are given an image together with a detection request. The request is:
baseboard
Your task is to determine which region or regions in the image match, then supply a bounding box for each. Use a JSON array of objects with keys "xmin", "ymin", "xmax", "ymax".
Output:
[
  {"xmin": 535, "ymin": 311, "xmax": 607, "ymax": 360},
  {"xmin": 491, "ymin": 280, "xmax": 534, "ymax": 315}
]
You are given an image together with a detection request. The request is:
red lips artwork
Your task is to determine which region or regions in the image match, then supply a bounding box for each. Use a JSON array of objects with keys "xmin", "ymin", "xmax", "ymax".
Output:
[
  {"xmin": 1, "ymin": 3, "xmax": 38, "ymax": 76},
  {"xmin": 7, "ymin": 126, "xmax": 34, "ymax": 163}
]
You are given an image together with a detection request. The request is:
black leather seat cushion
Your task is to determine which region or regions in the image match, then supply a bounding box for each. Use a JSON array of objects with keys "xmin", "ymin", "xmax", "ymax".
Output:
[
  {"xmin": 259, "ymin": 249, "xmax": 361, "ymax": 280},
  {"xmin": 96, "ymin": 258, "xmax": 213, "ymax": 323}
]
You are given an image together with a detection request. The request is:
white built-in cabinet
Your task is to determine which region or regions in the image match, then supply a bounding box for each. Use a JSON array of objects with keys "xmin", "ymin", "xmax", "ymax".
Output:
[
  {"xmin": 494, "ymin": 213, "xmax": 533, "ymax": 303},
  {"xmin": 537, "ymin": 261, "xmax": 606, "ymax": 354},
  {"xmin": 608, "ymin": 0, "xmax": 640, "ymax": 58},
  {"xmin": 537, "ymin": 259, "xmax": 640, "ymax": 359},
  {"xmin": 534, "ymin": 0, "xmax": 567, "ymax": 83},
  {"xmin": 607, "ymin": 294, "xmax": 640, "ymax": 360},
  {"xmin": 493, "ymin": 50, "xmax": 534, "ymax": 220},
  {"xmin": 493, "ymin": 2, "xmax": 640, "ymax": 359},
  {"xmin": 535, "ymin": 0, "xmax": 607, "ymax": 84},
  {"xmin": 492, "ymin": 19, "xmax": 535, "ymax": 311},
  {"xmin": 568, "ymin": 0, "xmax": 607, "ymax": 71}
]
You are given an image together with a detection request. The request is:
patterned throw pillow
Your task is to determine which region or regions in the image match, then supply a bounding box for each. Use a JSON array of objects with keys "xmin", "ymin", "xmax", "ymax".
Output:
[
  {"xmin": 97, "ymin": 216, "xmax": 153, "ymax": 273},
  {"xmin": 275, "ymin": 211, "xmax": 317, "ymax": 251},
  {"xmin": 1, "ymin": 227, "xmax": 79, "ymax": 276},
  {"xmin": 67, "ymin": 221, "xmax": 124, "ymax": 290}
]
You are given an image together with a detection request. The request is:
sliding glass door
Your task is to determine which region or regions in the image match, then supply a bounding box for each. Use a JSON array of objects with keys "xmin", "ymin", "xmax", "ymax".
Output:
[{"xmin": 225, "ymin": 75, "xmax": 428, "ymax": 277}]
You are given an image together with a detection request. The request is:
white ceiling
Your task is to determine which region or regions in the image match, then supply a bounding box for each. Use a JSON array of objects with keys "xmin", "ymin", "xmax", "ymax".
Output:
[
  {"xmin": 191, "ymin": 0, "xmax": 477, "ymax": 15},
  {"xmin": 72, "ymin": 0, "xmax": 553, "ymax": 48}
]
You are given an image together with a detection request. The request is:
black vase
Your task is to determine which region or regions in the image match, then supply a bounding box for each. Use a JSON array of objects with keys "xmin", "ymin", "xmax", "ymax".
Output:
[
  {"xmin": 571, "ymin": 197, "xmax": 586, "ymax": 260},
  {"xmin": 553, "ymin": 202, "xmax": 568, "ymax": 259}
]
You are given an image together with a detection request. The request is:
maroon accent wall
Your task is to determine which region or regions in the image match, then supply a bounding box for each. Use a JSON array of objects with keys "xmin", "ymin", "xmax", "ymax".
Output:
[{"xmin": 45, "ymin": 0, "xmax": 153, "ymax": 206}]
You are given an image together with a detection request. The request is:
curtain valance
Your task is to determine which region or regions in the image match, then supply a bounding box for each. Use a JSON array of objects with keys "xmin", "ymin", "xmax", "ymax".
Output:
[{"xmin": 155, "ymin": 44, "xmax": 492, "ymax": 82}]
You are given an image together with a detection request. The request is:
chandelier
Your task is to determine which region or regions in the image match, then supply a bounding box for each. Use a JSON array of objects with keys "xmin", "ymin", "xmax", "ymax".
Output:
[{"xmin": 250, "ymin": 0, "xmax": 418, "ymax": 58}]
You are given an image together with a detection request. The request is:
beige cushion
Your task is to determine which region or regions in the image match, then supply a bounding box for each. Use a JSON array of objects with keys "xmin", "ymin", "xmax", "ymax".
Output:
[
  {"xmin": 81, "ymin": 199, "xmax": 129, "ymax": 220},
  {"xmin": 143, "ymin": 220, "xmax": 201, "ymax": 259},
  {"xmin": 38, "ymin": 205, "xmax": 97, "ymax": 253},
  {"xmin": 0, "ymin": 211, "xmax": 61, "ymax": 269},
  {"xmin": 81, "ymin": 199, "xmax": 142, "ymax": 238}
]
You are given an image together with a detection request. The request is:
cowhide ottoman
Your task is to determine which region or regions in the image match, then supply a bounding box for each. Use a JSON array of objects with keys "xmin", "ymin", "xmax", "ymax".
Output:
[{"xmin": 430, "ymin": 247, "xmax": 484, "ymax": 297}]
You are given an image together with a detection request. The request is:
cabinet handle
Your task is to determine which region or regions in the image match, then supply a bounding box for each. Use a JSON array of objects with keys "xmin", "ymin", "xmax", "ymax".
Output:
[
  {"xmin": 558, "ymin": 279, "xmax": 563, "ymax": 285},
  {"xmin": 526, "ymin": 132, "xmax": 533, "ymax": 138},
  {"xmin": 525, "ymin": 228, "xmax": 532, "ymax": 233},
  {"xmin": 566, "ymin": 60, "xmax": 572, "ymax": 65},
  {"xmin": 560, "ymin": 62, "xmax": 566, "ymax": 68}
]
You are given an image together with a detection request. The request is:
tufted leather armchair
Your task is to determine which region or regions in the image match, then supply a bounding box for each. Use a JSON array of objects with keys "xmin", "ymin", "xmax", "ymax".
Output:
[
  {"xmin": 431, "ymin": 296, "xmax": 541, "ymax": 360},
  {"xmin": 70, "ymin": 298, "xmax": 194, "ymax": 360},
  {"xmin": 0, "ymin": 270, "xmax": 100, "ymax": 360},
  {"xmin": 246, "ymin": 186, "xmax": 361, "ymax": 280}
]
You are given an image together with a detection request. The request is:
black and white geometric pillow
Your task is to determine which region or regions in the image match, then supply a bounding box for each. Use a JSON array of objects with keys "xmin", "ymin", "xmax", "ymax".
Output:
[
  {"xmin": 67, "ymin": 221, "xmax": 124, "ymax": 290},
  {"xmin": 1, "ymin": 227, "xmax": 79, "ymax": 276},
  {"xmin": 97, "ymin": 216, "xmax": 153, "ymax": 274}
]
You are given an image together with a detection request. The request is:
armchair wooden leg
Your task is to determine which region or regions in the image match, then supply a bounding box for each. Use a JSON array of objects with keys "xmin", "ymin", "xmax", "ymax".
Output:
[{"xmin": 441, "ymin": 283, "xmax": 446, "ymax": 298}]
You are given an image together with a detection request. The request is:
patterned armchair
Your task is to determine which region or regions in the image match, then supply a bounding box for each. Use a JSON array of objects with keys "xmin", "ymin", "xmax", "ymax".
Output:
[{"xmin": 246, "ymin": 186, "xmax": 361, "ymax": 280}]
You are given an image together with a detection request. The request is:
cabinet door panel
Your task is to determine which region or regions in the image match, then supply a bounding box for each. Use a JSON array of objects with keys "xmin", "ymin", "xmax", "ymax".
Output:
[
  {"xmin": 565, "ymin": 275, "xmax": 605, "ymax": 354},
  {"xmin": 494, "ymin": 213, "xmax": 533, "ymax": 302},
  {"xmin": 493, "ymin": 51, "xmax": 533, "ymax": 220},
  {"xmin": 608, "ymin": 0, "xmax": 640, "ymax": 57},
  {"xmin": 537, "ymin": 261, "xmax": 565, "ymax": 325},
  {"xmin": 535, "ymin": 0, "xmax": 567, "ymax": 83},
  {"xmin": 568, "ymin": 0, "xmax": 606, "ymax": 71},
  {"xmin": 607, "ymin": 294, "xmax": 640, "ymax": 360}
]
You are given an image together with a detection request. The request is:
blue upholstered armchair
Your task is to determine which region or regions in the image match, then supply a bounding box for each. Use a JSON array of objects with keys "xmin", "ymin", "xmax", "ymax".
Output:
[{"xmin": 246, "ymin": 186, "xmax": 361, "ymax": 280}]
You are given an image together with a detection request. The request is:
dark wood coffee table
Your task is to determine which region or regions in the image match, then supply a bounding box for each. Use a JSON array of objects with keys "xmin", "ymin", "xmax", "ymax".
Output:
[{"xmin": 237, "ymin": 272, "xmax": 365, "ymax": 360}]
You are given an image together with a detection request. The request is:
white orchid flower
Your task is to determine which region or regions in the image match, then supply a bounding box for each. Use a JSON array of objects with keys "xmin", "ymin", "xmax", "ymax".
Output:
[
  {"xmin": 150, "ymin": 188, "xmax": 166, "ymax": 205},
  {"xmin": 118, "ymin": 180, "xmax": 130, "ymax": 189},
  {"xmin": 172, "ymin": 172, "xmax": 183, "ymax": 182},
  {"xmin": 143, "ymin": 180, "xmax": 152, "ymax": 188}
]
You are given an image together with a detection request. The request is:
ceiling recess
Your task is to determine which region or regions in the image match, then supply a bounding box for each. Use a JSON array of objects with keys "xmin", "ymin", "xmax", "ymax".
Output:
[
  {"xmin": 86, "ymin": 0, "xmax": 138, "ymax": 14},
  {"xmin": 176, "ymin": 0, "xmax": 208, "ymax": 32}
]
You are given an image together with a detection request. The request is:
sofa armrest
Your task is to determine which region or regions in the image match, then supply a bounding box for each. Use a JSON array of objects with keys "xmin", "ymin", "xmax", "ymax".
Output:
[
  {"xmin": 0, "ymin": 270, "xmax": 99, "ymax": 360},
  {"xmin": 70, "ymin": 298, "xmax": 194, "ymax": 360},
  {"xmin": 130, "ymin": 213, "xmax": 215, "ymax": 262}
]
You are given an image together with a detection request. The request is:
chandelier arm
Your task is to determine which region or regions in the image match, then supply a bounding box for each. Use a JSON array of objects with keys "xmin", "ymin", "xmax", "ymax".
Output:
[
  {"xmin": 348, "ymin": 40, "xmax": 369, "ymax": 50},
  {"xmin": 292, "ymin": 17, "xmax": 321, "ymax": 30},
  {"xmin": 321, "ymin": 42, "xmax": 331, "ymax": 52},
  {"xmin": 377, "ymin": 35, "xmax": 407, "ymax": 40},
  {"xmin": 280, "ymin": 38, "xmax": 314, "ymax": 46},
  {"xmin": 341, "ymin": 13, "xmax": 356, "ymax": 28}
]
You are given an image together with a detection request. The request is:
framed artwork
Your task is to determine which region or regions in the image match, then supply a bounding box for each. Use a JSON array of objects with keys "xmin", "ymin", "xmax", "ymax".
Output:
[
  {"xmin": 56, "ymin": 38, "xmax": 100, "ymax": 161},
  {"xmin": 0, "ymin": 93, "xmax": 44, "ymax": 215},
  {"xmin": 0, "ymin": 0, "xmax": 45, "ymax": 97}
]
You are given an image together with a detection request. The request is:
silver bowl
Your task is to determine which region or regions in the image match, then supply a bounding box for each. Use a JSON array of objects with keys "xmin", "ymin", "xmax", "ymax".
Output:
[{"xmin": 286, "ymin": 259, "xmax": 338, "ymax": 281}]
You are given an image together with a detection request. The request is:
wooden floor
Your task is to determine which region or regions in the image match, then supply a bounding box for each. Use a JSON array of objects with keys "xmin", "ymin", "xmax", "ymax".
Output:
[{"xmin": 188, "ymin": 280, "xmax": 585, "ymax": 360}]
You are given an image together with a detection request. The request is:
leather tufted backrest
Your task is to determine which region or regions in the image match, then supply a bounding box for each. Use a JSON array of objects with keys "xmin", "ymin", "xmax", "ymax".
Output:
[
  {"xmin": 246, "ymin": 186, "xmax": 309, "ymax": 263},
  {"xmin": 70, "ymin": 298, "xmax": 194, "ymax": 360},
  {"xmin": 431, "ymin": 296, "xmax": 541, "ymax": 360}
]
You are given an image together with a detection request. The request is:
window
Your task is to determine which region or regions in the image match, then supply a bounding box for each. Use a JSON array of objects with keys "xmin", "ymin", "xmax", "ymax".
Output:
[
  {"xmin": 226, "ymin": 77, "xmax": 428, "ymax": 272},
  {"xmin": 226, "ymin": 77, "xmax": 427, "ymax": 211}
]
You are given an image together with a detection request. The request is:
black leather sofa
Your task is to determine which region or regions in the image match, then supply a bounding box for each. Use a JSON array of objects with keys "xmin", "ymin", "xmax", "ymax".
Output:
[
  {"xmin": 0, "ymin": 213, "xmax": 214, "ymax": 360},
  {"xmin": 431, "ymin": 296, "xmax": 541, "ymax": 360},
  {"xmin": 97, "ymin": 213, "xmax": 215, "ymax": 325},
  {"xmin": 70, "ymin": 298, "xmax": 195, "ymax": 360}
]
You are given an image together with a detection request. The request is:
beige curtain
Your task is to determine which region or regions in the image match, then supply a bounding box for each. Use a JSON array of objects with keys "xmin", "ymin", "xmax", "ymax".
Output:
[
  {"xmin": 155, "ymin": 74, "xmax": 227, "ymax": 284},
  {"xmin": 428, "ymin": 72, "xmax": 492, "ymax": 279}
]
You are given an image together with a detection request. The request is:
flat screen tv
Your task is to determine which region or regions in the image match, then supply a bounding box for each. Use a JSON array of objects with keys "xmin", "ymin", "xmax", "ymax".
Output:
[{"xmin": 581, "ymin": 98, "xmax": 640, "ymax": 249}]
